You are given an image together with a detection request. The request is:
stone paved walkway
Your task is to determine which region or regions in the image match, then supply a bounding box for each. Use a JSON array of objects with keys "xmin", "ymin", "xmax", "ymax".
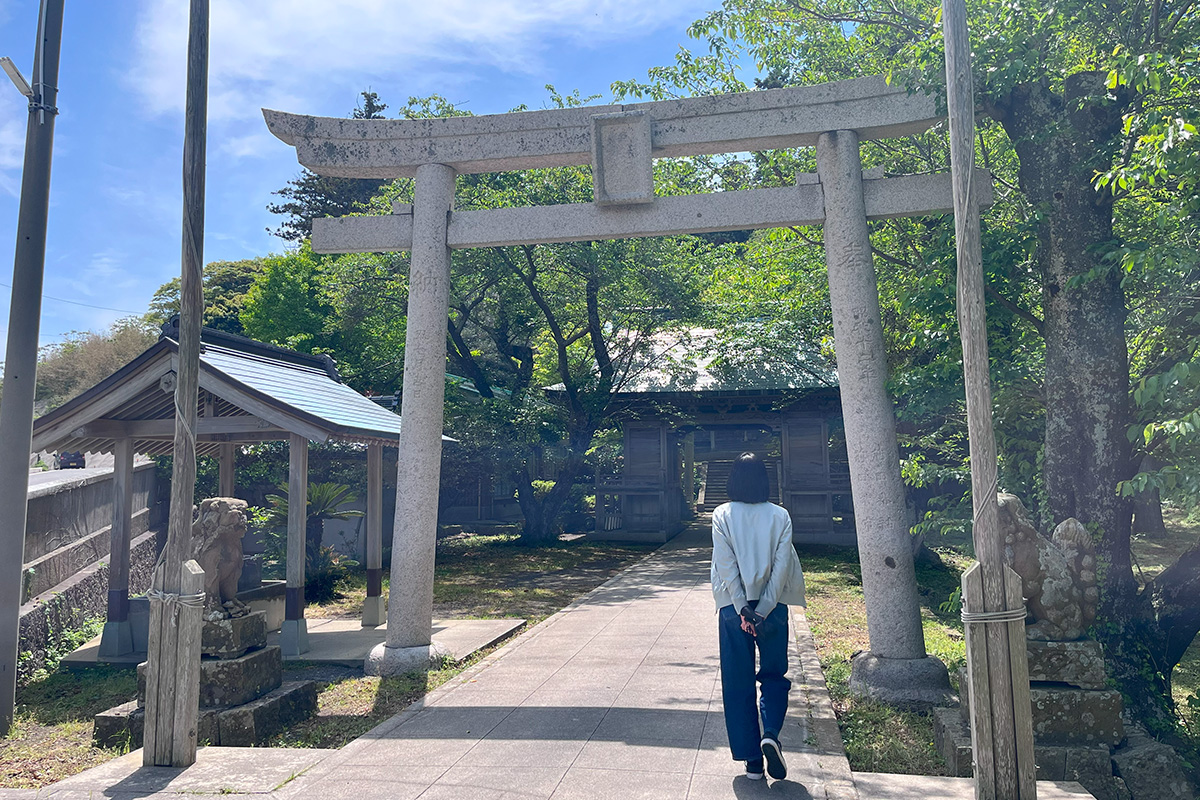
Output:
[{"xmin": 272, "ymin": 525, "xmax": 856, "ymax": 800}]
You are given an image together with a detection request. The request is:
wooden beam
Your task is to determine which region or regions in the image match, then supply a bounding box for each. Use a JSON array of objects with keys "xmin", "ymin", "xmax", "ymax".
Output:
[
  {"xmin": 363, "ymin": 442, "xmax": 384, "ymax": 627},
  {"xmin": 265, "ymin": 75, "xmax": 939, "ymax": 179},
  {"xmin": 312, "ymin": 171, "xmax": 992, "ymax": 254},
  {"xmin": 73, "ymin": 416, "xmax": 280, "ymax": 439},
  {"xmin": 31, "ymin": 357, "xmax": 171, "ymax": 452},
  {"xmin": 282, "ymin": 433, "xmax": 310, "ymax": 655}
]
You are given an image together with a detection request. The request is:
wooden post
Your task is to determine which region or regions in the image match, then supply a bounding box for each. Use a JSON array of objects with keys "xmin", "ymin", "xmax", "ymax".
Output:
[
  {"xmin": 99, "ymin": 438, "xmax": 135, "ymax": 657},
  {"xmin": 363, "ymin": 443, "xmax": 385, "ymax": 627},
  {"xmin": 942, "ymin": 0, "xmax": 1036, "ymax": 796},
  {"xmin": 281, "ymin": 433, "xmax": 309, "ymax": 655},
  {"xmin": 218, "ymin": 443, "xmax": 235, "ymax": 497},
  {"xmin": 143, "ymin": 559, "xmax": 205, "ymax": 766},
  {"xmin": 142, "ymin": 0, "xmax": 208, "ymax": 767}
]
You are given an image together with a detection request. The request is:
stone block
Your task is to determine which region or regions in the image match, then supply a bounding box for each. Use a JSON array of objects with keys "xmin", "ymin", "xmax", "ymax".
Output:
[
  {"xmin": 93, "ymin": 700, "xmax": 141, "ymax": 749},
  {"xmin": 1030, "ymin": 687, "xmax": 1123, "ymax": 746},
  {"xmin": 1063, "ymin": 745, "xmax": 1122, "ymax": 800},
  {"xmin": 94, "ymin": 700, "xmax": 220, "ymax": 748},
  {"xmin": 591, "ymin": 111, "xmax": 654, "ymax": 206},
  {"xmin": 849, "ymin": 652, "xmax": 954, "ymax": 706},
  {"xmin": 216, "ymin": 679, "xmax": 318, "ymax": 746},
  {"xmin": 202, "ymin": 611, "xmax": 267, "ymax": 658},
  {"xmin": 932, "ymin": 706, "xmax": 972, "ymax": 777},
  {"xmin": 1027, "ymin": 639, "xmax": 1108, "ymax": 689},
  {"xmin": 139, "ymin": 645, "xmax": 282, "ymax": 708},
  {"xmin": 1112, "ymin": 736, "xmax": 1197, "ymax": 800}
]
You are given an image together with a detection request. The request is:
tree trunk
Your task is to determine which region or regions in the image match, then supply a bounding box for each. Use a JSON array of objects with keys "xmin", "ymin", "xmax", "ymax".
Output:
[
  {"xmin": 514, "ymin": 425, "xmax": 593, "ymax": 544},
  {"xmin": 993, "ymin": 73, "xmax": 1135, "ymax": 607},
  {"xmin": 1133, "ymin": 454, "xmax": 1168, "ymax": 537},
  {"xmin": 991, "ymin": 74, "xmax": 1187, "ymax": 726}
]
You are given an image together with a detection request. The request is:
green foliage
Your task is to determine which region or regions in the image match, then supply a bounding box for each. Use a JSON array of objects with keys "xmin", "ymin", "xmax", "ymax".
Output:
[
  {"xmin": 146, "ymin": 258, "xmax": 266, "ymax": 334},
  {"xmin": 31, "ymin": 317, "xmax": 158, "ymax": 411},
  {"xmin": 264, "ymin": 480, "xmax": 363, "ymax": 603}
]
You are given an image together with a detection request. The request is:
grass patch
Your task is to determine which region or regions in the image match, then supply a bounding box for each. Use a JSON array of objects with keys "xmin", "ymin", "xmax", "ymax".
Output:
[
  {"xmin": 307, "ymin": 532, "xmax": 655, "ymax": 622},
  {"xmin": 1, "ymin": 667, "xmax": 136, "ymax": 788},
  {"xmin": 799, "ymin": 546, "xmax": 968, "ymax": 775}
]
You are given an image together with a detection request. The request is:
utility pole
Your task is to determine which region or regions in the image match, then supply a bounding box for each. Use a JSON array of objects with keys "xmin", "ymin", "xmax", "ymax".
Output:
[
  {"xmin": 141, "ymin": 0, "xmax": 209, "ymax": 767},
  {"xmin": 0, "ymin": 0, "xmax": 65, "ymax": 738},
  {"xmin": 942, "ymin": 0, "xmax": 1037, "ymax": 796}
]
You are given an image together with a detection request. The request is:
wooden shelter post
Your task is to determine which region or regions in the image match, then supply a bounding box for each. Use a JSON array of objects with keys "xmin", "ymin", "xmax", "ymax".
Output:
[
  {"xmin": 98, "ymin": 437, "xmax": 135, "ymax": 657},
  {"xmin": 817, "ymin": 129, "xmax": 952, "ymax": 704},
  {"xmin": 363, "ymin": 442, "xmax": 385, "ymax": 627},
  {"xmin": 367, "ymin": 162, "xmax": 456, "ymax": 675},
  {"xmin": 218, "ymin": 442, "xmax": 236, "ymax": 497},
  {"xmin": 282, "ymin": 433, "xmax": 310, "ymax": 655},
  {"xmin": 942, "ymin": 0, "xmax": 1037, "ymax": 796}
]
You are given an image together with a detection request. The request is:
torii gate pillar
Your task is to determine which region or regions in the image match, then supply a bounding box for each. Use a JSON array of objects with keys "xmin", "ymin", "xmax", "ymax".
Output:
[
  {"xmin": 366, "ymin": 162, "xmax": 456, "ymax": 674},
  {"xmin": 818, "ymin": 130, "xmax": 953, "ymax": 705}
]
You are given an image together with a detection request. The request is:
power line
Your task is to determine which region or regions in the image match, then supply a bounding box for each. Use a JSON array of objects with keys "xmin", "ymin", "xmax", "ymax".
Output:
[{"xmin": 0, "ymin": 281, "xmax": 142, "ymax": 315}]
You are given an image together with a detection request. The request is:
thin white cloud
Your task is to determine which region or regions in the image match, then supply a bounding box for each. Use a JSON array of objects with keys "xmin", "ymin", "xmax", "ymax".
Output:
[
  {"xmin": 130, "ymin": 0, "xmax": 709, "ymax": 126},
  {"xmin": 0, "ymin": 89, "xmax": 26, "ymax": 197}
]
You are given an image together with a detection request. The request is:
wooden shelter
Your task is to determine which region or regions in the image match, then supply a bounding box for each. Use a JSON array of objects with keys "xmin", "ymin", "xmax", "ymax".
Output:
[
  {"xmin": 31, "ymin": 323, "xmax": 430, "ymax": 657},
  {"xmin": 586, "ymin": 329, "xmax": 853, "ymax": 544}
]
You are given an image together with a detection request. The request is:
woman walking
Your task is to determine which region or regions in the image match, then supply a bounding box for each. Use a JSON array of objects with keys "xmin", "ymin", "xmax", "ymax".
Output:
[{"xmin": 711, "ymin": 451, "xmax": 806, "ymax": 781}]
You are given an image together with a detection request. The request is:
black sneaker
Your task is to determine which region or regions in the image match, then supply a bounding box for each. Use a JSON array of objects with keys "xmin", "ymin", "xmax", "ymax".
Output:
[
  {"xmin": 760, "ymin": 736, "xmax": 787, "ymax": 780},
  {"xmin": 745, "ymin": 758, "xmax": 765, "ymax": 780}
]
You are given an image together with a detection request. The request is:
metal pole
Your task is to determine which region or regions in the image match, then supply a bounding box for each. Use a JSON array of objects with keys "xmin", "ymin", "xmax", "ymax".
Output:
[{"xmin": 0, "ymin": 0, "xmax": 64, "ymax": 738}]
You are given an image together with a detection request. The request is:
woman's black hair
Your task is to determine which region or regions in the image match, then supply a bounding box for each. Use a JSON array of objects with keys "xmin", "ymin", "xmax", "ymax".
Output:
[{"xmin": 727, "ymin": 452, "xmax": 770, "ymax": 504}]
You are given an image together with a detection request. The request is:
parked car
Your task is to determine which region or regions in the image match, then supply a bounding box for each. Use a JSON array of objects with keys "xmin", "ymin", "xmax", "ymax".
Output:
[{"xmin": 57, "ymin": 451, "xmax": 85, "ymax": 469}]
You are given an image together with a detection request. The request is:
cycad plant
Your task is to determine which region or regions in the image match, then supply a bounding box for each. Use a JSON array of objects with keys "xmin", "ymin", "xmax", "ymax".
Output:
[{"xmin": 266, "ymin": 482, "xmax": 364, "ymax": 601}]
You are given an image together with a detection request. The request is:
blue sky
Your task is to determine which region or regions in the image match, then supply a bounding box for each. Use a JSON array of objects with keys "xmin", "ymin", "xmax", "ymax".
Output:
[{"xmin": 0, "ymin": 0, "xmax": 717, "ymax": 354}]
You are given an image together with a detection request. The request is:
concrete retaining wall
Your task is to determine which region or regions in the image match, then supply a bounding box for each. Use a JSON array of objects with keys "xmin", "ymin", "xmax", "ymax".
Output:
[
  {"xmin": 17, "ymin": 528, "xmax": 158, "ymax": 684},
  {"xmin": 16, "ymin": 462, "xmax": 160, "ymax": 684}
]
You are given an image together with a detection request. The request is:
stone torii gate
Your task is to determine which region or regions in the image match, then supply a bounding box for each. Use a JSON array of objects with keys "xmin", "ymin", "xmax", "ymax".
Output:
[{"xmin": 265, "ymin": 75, "xmax": 975, "ymax": 698}]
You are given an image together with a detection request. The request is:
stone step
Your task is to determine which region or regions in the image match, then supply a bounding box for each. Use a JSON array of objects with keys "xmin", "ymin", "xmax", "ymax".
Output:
[
  {"xmin": 138, "ymin": 644, "xmax": 282, "ymax": 708},
  {"xmin": 954, "ymin": 666, "xmax": 1124, "ymax": 746},
  {"xmin": 1026, "ymin": 639, "xmax": 1108, "ymax": 689},
  {"xmin": 933, "ymin": 707, "xmax": 1120, "ymax": 800},
  {"xmin": 95, "ymin": 680, "xmax": 318, "ymax": 749}
]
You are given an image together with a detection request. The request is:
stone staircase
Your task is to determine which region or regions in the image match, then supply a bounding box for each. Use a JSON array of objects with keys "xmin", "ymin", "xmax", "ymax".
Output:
[{"xmin": 697, "ymin": 459, "xmax": 780, "ymax": 511}]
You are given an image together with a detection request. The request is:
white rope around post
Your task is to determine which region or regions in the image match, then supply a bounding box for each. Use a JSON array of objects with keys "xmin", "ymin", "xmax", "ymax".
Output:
[
  {"xmin": 961, "ymin": 607, "xmax": 1029, "ymax": 624},
  {"xmin": 145, "ymin": 589, "xmax": 206, "ymax": 608}
]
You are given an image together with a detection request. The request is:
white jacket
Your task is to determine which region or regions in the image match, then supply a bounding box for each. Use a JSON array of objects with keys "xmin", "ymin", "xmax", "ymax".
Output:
[{"xmin": 710, "ymin": 501, "xmax": 807, "ymax": 619}]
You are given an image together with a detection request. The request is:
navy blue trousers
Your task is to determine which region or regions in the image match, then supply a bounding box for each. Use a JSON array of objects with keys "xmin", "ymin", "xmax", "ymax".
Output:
[{"xmin": 718, "ymin": 602, "xmax": 790, "ymax": 761}]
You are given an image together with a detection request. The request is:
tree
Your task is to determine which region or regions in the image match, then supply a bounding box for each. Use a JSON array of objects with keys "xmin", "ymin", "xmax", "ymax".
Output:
[
  {"xmin": 30, "ymin": 317, "xmax": 158, "ymax": 412},
  {"xmin": 614, "ymin": 0, "xmax": 1200, "ymax": 735},
  {"xmin": 146, "ymin": 258, "xmax": 266, "ymax": 334},
  {"xmin": 267, "ymin": 91, "xmax": 391, "ymax": 242}
]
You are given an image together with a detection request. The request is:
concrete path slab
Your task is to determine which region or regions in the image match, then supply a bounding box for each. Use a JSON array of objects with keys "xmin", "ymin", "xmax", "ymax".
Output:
[
  {"xmin": 269, "ymin": 616, "xmax": 525, "ymax": 665},
  {"xmin": 44, "ymin": 746, "xmax": 334, "ymax": 797}
]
